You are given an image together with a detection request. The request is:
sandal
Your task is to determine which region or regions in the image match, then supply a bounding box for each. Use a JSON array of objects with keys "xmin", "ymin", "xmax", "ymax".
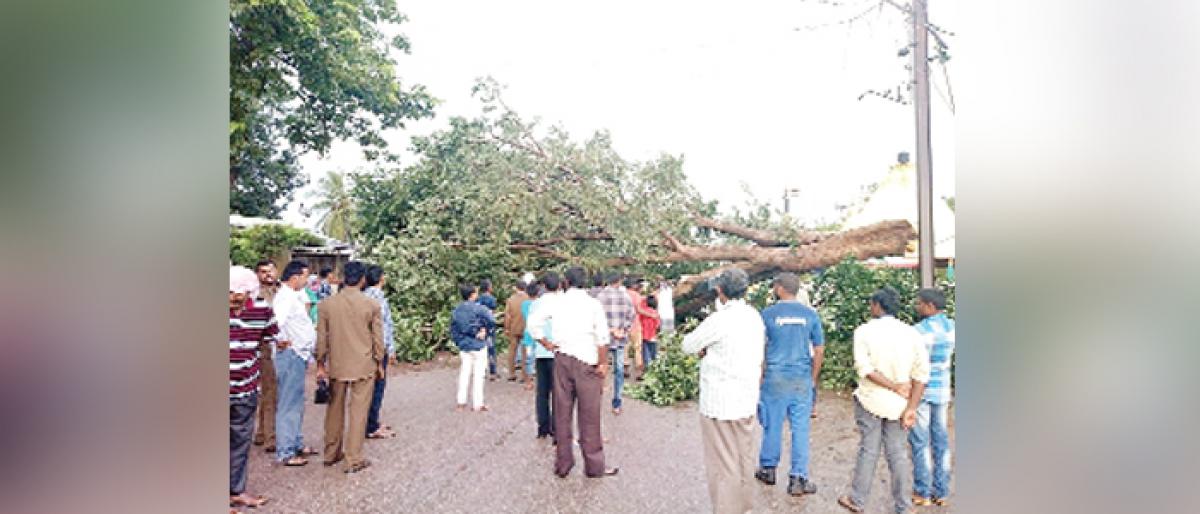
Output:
[
  {"xmin": 837, "ymin": 496, "xmax": 863, "ymax": 513},
  {"xmin": 367, "ymin": 428, "xmax": 396, "ymax": 439},
  {"xmin": 230, "ymin": 494, "xmax": 269, "ymax": 508},
  {"xmin": 299, "ymin": 447, "xmax": 320, "ymax": 457},
  {"xmin": 283, "ymin": 456, "xmax": 308, "ymax": 467},
  {"xmin": 344, "ymin": 459, "xmax": 372, "ymax": 474},
  {"xmin": 932, "ymin": 498, "xmax": 949, "ymax": 507},
  {"xmin": 912, "ymin": 494, "xmax": 932, "ymax": 506}
]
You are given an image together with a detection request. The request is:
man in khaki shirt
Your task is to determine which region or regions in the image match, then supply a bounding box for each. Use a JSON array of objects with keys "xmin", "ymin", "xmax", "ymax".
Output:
[
  {"xmin": 503, "ymin": 279, "xmax": 529, "ymax": 383},
  {"xmin": 839, "ymin": 287, "xmax": 930, "ymax": 514},
  {"xmin": 315, "ymin": 261, "xmax": 385, "ymax": 473}
]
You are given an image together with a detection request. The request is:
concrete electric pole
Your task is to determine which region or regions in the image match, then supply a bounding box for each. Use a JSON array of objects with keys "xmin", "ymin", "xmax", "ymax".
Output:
[{"xmin": 913, "ymin": 0, "xmax": 936, "ymax": 288}]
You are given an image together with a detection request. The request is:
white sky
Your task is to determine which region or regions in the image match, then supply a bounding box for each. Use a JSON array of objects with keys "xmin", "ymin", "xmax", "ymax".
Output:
[{"xmin": 283, "ymin": 0, "xmax": 956, "ymax": 229}]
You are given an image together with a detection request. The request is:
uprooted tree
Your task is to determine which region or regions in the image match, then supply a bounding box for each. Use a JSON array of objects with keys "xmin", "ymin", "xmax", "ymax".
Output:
[{"xmin": 352, "ymin": 80, "xmax": 915, "ymax": 351}]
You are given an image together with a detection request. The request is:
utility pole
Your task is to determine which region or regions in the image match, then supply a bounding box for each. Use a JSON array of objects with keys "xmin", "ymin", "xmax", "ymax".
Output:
[{"xmin": 913, "ymin": 0, "xmax": 935, "ymax": 288}]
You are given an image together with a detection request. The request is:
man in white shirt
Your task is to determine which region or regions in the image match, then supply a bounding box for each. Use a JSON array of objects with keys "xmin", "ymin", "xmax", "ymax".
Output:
[
  {"xmin": 657, "ymin": 277, "xmax": 675, "ymax": 333},
  {"xmin": 682, "ymin": 268, "xmax": 765, "ymax": 514},
  {"xmin": 272, "ymin": 260, "xmax": 319, "ymax": 466},
  {"xmin": 527, "ymin": 266, "xmax": 620, "ymax": 478},
  {"xmin": 837, "ymin": 287, "xmax": 930, "ymax": 514}
]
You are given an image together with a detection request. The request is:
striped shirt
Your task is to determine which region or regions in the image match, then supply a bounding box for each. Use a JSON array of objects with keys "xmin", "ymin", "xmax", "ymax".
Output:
[
  {"xmin": 915, "ymin": 312, "xmax": 955, "ymax": 404},
  {"xmin": 681, "ymin": 299, "xmax": 766, "ymax": 420},
  {"xmin": 363, "ymin": 287, "xmax": 395, "ymax": 357},
  {"xmin": 595, "ymin": 286, "xmax": 635, "ymax": 348},
  {"xmin": 229, "ymin": 298, "xmax": 278, "ymax": 399}
]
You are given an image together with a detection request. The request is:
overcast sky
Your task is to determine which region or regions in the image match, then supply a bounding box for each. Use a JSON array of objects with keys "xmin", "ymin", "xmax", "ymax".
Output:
[{"xmin": 282, "ymin": 0, "xmax": 956, "ymax": 229}]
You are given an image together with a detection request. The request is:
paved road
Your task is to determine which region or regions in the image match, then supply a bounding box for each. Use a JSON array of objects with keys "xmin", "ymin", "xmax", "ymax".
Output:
[{"xmin": 244, "ymin": 358, "xmax": 954, "ymax": 513}]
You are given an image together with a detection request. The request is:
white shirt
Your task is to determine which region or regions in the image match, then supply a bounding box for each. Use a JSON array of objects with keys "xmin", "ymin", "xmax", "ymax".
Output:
[
  {"xmin": 852, "ymin": 316, "xmax": 931, "ymax": 420},
  {"xmin": 682, "ymin": 298, "xmax": 765, "ymax": 420},
  {"xmin": 657, "ymin": 285, "xmax": 674, "ymax": 320},
  {"xmin": 272, "ymin": 284, "xmax": 316, "ymax": 362},
  {"xmin": 526, "ymin": 288, "xmax": 608, "ymax": 365}
]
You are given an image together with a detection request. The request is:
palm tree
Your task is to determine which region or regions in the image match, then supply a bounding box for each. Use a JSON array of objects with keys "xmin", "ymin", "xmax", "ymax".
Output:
[{"xmin": 311, "ymin": 171, "xmax": 355, "ymax": 243}]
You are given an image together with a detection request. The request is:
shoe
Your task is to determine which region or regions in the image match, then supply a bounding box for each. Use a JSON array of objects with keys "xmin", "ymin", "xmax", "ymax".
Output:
[
  {"xmin": 932, "ymin": 497, "xmax": 949, "ymax": 507},
  {"xmin": 787, "ymin": 476, "xmax": 817, "ymax": 496},
  {"xmin": 754, "ymin": 467, "xmax": 776, "ymax": 486}
]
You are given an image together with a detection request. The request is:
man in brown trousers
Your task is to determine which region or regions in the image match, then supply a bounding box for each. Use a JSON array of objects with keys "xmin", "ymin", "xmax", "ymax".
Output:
[
  {"xmin": 315, "ymin": 261, "xmax": 384, "ymax": 473},
  {"xmin": 503, "ymin": 278, "xmax": 529, "ymax": 383},
  {"xmin": 526, "ymin": 266, "xmax": 619, "ymax": 478},
  {"xmin": 253, "ymin": 259, "xmax": 279, "ymax": 451}
]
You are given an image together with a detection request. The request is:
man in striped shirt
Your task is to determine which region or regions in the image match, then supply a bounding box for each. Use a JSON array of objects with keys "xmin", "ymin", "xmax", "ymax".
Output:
[
  {"xmin": 595, "ymin": 271, "xmax": 635, "ymax": 415},
  {"xmin": 229, "ymin": 266, "xmax": 277, "ymax": 510},
  {"xmin": 909, "ymin": 288, "xmax": 956, "ymax": 507}
]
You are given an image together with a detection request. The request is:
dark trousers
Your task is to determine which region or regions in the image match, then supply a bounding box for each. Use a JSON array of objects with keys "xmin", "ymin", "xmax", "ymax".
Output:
[
  {"xmin": 535, "ymin": 357, "xmax": 555, "ymax": 437},
  {"xmin": 366, "ymin": 358, "xmax": 388, "ymax": 435},
  {"xmin": 230, "ymin": 392, "xmax": 257, "ymax": 496},
  {"xmin": 487, "ymin": 342, "xmax": 498, "ymax": 376},
  {"xmin": 642, "ymin": 341, "xmax": 658, "ymax": 366},
  {"xmin": 553, "ymin": 353, "xmax": 606, "ymax": 476}
]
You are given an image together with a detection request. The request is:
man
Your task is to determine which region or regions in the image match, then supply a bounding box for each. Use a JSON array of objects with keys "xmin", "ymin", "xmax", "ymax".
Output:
[
  {"xmin": 657, "ymin": 277, "xmax": 675, "ymax": 334},
  {"xmin": 755, "ymin": 272, "xmax": 824, "ymax": 496},
  {"xmin": 252, "ymin": 259, "xmax": 279, "ymax": 452},
  {"xmin": 316, "ymin": 267, "xmax": 336, "ymax": 300},
  {"xmin": 595, "ymin": 272, "xmax": 635, "ymax": 415},
  {"xmin": 624, "ymin": 276, "xmax": 649, "ymax": 380},
  {"xmin": 315, "ymin": 261, "xmax": 385, "ymax": 474},
  {"xmin": 504, "ymin": 278, "xmax": 530, "ymax": 383},
  {"xmin": 229, "ymin": 266, "xmax": 275, "ymax": 509},
  {"xmin": 451, "ymin": 283, "xmax": 494, "ymax": 411},
  {"xmin": 682, "ymin": 268, "xmax": 765, "ymax": 514},
  {"xmin": 837, "ymin": 287, "xmax": 931, "ymax": 514},
  {"xmin": 477, "ymin": 279, "xmax": 500, "ymax": 381},
  {"xmin": 526, "ymin": 277, "xmax": 557, "ymax": 437},
  {"xmin": 272, "ymin": 260, "xmax": 319, "ymax": 466},
  {"xmin": 363, "ymin": 265, "xmax": 397, "ymax": 439},
  {"xmin": 909, "ymin": 288, "xmax": 955, "ymax": 507},
  {"xmin": 588, "ymin": 271, "xmax": 604, "ymax": 298},
  {"xmin": 527, "ymin": 266, "xmax": 619, "ymax": 478}
]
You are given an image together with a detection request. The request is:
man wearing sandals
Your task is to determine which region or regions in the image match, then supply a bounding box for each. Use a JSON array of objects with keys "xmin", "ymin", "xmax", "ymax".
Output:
[
  {"xmin": 363, "ymin": 265, "xmax": 397, "ymax": 440},
  {"xmin": 315, "ymin": 261, "xmax": 386, "ymax": 474},
  {"xmin": 837, "ymin": 287, "xmax": 930, "ymax": 514},
  {"xmin": 229, "ymin": 266, "xmax": 276, "ymax": 509},
  {"xmin": 909, "ymin": 288, "xmax": 955, "ymax": 507},
  {"xmin": 272, "ymin": 260, "xmax": 320, "ymax": 466}
]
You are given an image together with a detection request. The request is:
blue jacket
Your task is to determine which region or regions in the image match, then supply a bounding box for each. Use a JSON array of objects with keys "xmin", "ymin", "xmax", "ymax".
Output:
[{"xmin": 450, "ymin": 301, "xmax": 495, "ymax": 352}]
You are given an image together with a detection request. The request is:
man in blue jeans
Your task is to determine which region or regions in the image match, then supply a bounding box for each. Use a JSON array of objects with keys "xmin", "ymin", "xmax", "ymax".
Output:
[
  {"xmin": 755, "ymin": 272, "xmax": 825, "ymax": 496},
  {"xmin": 909, "ymin": 288, "xmax": 955, "ymax": 507},
  {"xmin": 363, "ymin": 265, "xmax": 396, "ymax": 439},
  {"xmin": 595, "ymin": 271, "xmax": 635, "ymax": 415},
  {"xmin": 273, "ymin": 260, "xmax": 319, "ymax": 466}
]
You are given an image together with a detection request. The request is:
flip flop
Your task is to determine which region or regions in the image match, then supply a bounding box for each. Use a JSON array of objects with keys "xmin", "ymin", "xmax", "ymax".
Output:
[
  {"xmin": 344, "ymin": 460, "xmax": 372, "ymax": 474},
  {"xmin": 299, "ymin": 447, "xmax": 320, "ymax": 456},
  {"xmin": 837, "ymin": 496, "xmax": 863, "ymax": 513},
  {"xmin": 283, "ymin": 456, "xmax": 308, "ymax": 467},
  {"xmin": 230, "ymin": 495, "xmax": 269, "ymax": 508}
]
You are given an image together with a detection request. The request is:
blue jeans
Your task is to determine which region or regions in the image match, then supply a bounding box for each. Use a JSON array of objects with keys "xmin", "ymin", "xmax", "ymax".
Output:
[
  {"xmin": 909, "ymin": 401, "xmax": 952, "ymax": 499},
  {"xmin": 487, "ymin": 338, "xmax": 498, "ymax": 375},
  {"xmin": 642, "ymin": 341, "xmax": 658, "ymax": 366},
  {"xmin": 757, "ymin": 369, "xmax": 813, "ymax": 478},
  {"xmin": 273, "ymin": 348, "xmax": 307, "ymax": 461},
  {"xmin": 609, "ymin": 347, "xmax": 625, "ymax": 409},
  {"xmin": 366, "ymin": 357, "xmax": 387, "ymax": 434}
]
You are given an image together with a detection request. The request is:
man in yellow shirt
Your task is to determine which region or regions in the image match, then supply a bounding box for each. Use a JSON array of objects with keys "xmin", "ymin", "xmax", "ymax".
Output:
[{"xmin": 838, "ymin": 287, "xmax": 930, "ymax": 514}]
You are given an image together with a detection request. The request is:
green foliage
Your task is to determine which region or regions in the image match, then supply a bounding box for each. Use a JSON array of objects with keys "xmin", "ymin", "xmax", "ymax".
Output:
[
  {"xmin": 229, "ymin": 0, "xmax": 436, "ymax": 217},
  {"xmin": 229, "ymin": 224, "xmax": 324, "ymax": 266},
  {"xmin": 627, "ymin": 319, "xmax": 701, "ymax": 406},
  {"xmin": 811, "ymin": 258, "xmax": 955, "ymax": 390},
  {"xmin": 392, "ymin": 309, "xmax": 450, "ymax": 363}
]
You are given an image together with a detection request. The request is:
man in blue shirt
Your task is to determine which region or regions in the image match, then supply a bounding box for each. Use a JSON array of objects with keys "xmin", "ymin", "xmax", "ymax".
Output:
[
  {"xmin": 909, "ymin": 288, "xmax": 955, "ymax": 507},
  {"xmin": 451, "ymin": 283, "xmax": 495, "ymax": 411},
  {"xmin": 755, "ymin": 272, "xmax": 825, "ymax": 497},
  {"xmin": 476, "ymin": 279, "xmax": 500, "ymax": 381}
]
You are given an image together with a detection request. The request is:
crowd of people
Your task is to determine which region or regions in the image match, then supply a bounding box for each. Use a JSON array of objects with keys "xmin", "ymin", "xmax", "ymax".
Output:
[{"xmin": 228, "ymin": 260, "xmax": 954, "ymax": 514}]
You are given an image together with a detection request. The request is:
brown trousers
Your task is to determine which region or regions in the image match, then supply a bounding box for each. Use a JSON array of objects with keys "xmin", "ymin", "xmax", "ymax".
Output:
[
  {"xmin": 323, "ymin": 377, "xmax": 375, "ymax": 467},
  {"xmin": 627, "ymin": 323, "xmax": 643, "ymax": 375},
  {"xmin": 253, "ymin": 352, "xmax": 276, "ymax": 446},
  {"xmin": 553, "ymin": 353, "xmax": 606, "ymax": 476},
  {"xmin": 506, "ymin": 332, "xmax": 528, "ymax": 380},
  {"xmin": 700, "ymin": 415, "xmax": 757, "ymax": 514}
]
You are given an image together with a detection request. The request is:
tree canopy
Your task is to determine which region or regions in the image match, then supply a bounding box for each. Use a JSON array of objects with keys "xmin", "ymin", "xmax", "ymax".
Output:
[{"xmin": 229, "ymin": 0, "xmax": 436, "ymax": 217}]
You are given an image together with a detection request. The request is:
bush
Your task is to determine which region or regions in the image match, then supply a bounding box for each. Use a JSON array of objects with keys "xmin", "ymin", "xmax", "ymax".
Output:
[
  {"xmin": 627, "ymin": 319, "xmax": 700, "ymax": 406},
  {"xmin": 229, "ymin": 224, "xmax": 324, "ymax": 266},
  {"xmin": 392, "ymin": 309, "xmax": 453, "ymax": 363}
]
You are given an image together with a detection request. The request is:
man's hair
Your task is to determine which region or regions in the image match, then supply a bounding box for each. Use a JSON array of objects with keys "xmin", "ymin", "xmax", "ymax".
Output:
[
  {"xmin": 623, "ymin": 276, "xmax": 639, "ymax": 289},
  {"xmin": 459, "ymin": 283, "xmax": 477, "ymax": 300},
  {"xmin": 525, "ymin": 281, "xmax": 541, "ymax": 297},
  {"xmin": 255, "ymin": 259, "xmax": 272, "ymax": 271},
  {"xmin": 365, "ymin": 264, "xmax": 384, "ymax": 288},
  {"xmin": 319, "ymin": 267, "xmax": 333, "ymax": 279},
  {"xmin": 916, "ymin": 287, "xmax": 947, "ymax": 310},
  {"xmin": 870, "ymin": 286, "xmax": 903, "ymax": 315},
  {"xmin": 281, "ymin": 260, "xmax": 309, "ymax": 281},
  {"xmin": 604, "ymin": 271, "xmax": 622, "ymax": 285},
  {"xmin": 592, "ymin": 272, "xmax": 604, "ymax": 288},
  {"xmin": 564, "ymin": 267, "xmax": 588, "ymax": 289},
  {"xmin": 714, "ymin": 268, "xmax": 750, "ymax": 299},
  {"xmin": 542, "ymin": 272, "xmax": 562, "ymax": 292},
  {"xmin": 772, "ymin": 272, "xmax": 801, "ymax": 295},
  {"xmin": 343, "ymin": 261, "xmax": 367, "ymax": 287},
  {"xmin": 646, "ymin": 295, "xmax": 658, "ymax": 309},
  {"xmin": 479, "ymin": 278, "xmax": 492, "ymax": 293}
]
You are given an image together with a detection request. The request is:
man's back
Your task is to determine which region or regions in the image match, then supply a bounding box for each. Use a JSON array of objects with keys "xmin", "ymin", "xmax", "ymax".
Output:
[
  {"xmin": 761, "ymin": 301, "xmax": 824, "ymax": 370},
  {"xmin": 505, "ymin": 291, "xmax": 528, "ymax": 337},
  {"xmin": 316, "ymin": 288, "xmax": 383, "ymax": 381},
  {"xmin": 450, "ymin": 301, "xmax": 492, "ymax": 352},
  {"xmin": 852, "ymin": 316, "xmax": 930, "ymax": 419}
]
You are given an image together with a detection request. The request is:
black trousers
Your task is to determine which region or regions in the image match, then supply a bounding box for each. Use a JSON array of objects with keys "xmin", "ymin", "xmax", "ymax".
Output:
[
  {"xmin": 230, "ymin": 392, "xmax": 257, "ymax": 496},
  {"xmin": 366, "ymin": 358, "xmax": 387, "ymax": 435},
  {"xmin": 535, "ymin": 357, "xmax": 555, "ymax": 436}
]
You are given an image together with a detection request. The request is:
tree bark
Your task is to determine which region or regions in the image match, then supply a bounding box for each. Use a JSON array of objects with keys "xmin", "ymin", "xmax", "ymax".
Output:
[{"xmin": 691, "ymin": 216, "xmax": 826, "ymax": 247}]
